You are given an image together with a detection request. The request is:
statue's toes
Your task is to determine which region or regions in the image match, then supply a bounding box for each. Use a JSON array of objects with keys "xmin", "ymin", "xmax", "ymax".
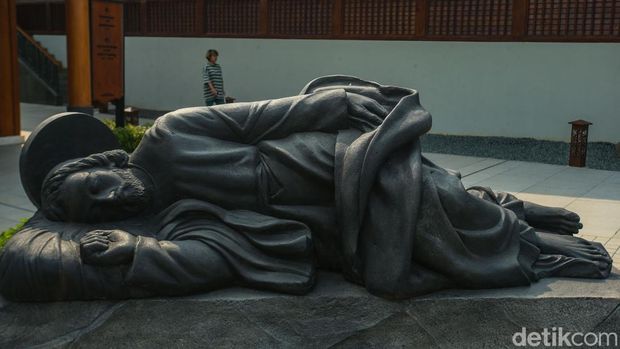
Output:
[
  {"xmin": 597, "ymin": 259, "xmax": 613, "ymax": 277},
  {"xmin": 562, "ymin": 209, "xmax": 581, "ymax": 221}
]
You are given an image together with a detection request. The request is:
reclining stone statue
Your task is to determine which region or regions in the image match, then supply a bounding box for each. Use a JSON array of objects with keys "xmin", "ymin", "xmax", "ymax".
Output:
[{"xmin": 0, "ymin": 76, "xmax": 612, "ymax": 301}]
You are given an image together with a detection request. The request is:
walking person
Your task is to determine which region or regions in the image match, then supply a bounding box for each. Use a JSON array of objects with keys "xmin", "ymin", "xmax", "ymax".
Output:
[{"xmin": 203, "ymin": 49, "xmax": 225, "ymax": 106}]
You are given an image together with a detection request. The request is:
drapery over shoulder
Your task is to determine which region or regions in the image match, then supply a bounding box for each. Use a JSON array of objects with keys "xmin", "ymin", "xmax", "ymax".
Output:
[
  {"xmin": 301, "ymin": 76, "xmax": 537, "ymax": 298},
  {"xmin": 302, "ymin": 76, "xmax": 430, "ymax": 295}
]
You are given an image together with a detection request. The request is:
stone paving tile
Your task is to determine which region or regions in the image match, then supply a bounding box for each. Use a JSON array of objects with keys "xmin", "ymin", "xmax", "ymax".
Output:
[
  {"xmin": 454, "ymin": 158, "xmax": 506, "ymax": 177},
  {"xmin": 0, "ymin": 204, "xmax": 33, "ymax": 222},
  {"xmin": 19, "ymin": 103, "xmax": 66, "ymax": 131},
  {"xmin": 0, "ymin": 217, "xmax": 22, "ymax": 233},
  {"xmin": 472, "ymin": 176, "xmax": 543, "ymax": 194},
  {"xmin": 593, "ymin": 236, "xmax": 611, "ymax": 244},
  {"xmin": 581, "ymin": 182, "xmax": 620, "ymax": 202},
  {"xmin": 508, "ymin": 193, "xmax": 577, "ymax": 209},
  {"xmin": 546, "ymin": 168, "xmax": 613, "ymax": 185},
  {"xmin": 0, "ymin": 193, "xmax": 36, "ymax": 212},
  {"xmin": 424, "ymin": 153, "xmax": 485, "ymax": 171},
  {"xmin": 460, "ymin": 161, "xmax": 524, "ymax": 187},
  {"xmin": 521, "ymin": 175, "xmax": 604, "ymax": 195},
  {"xmin": 501, "ymin": 162, "xmax": 566, "ymax": 179},
  {"xmin": 603, "ymin": 172, "xmax": 620, "ymax": 184}
]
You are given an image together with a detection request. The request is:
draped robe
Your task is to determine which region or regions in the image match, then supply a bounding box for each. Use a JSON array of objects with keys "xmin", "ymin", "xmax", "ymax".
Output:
[{"xmin": 0, "ymin": 76, "xmax": 543, "ymax": 300}]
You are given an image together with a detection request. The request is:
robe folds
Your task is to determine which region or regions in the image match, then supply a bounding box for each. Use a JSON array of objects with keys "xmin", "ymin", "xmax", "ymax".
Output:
[
  {"xmin": 0, "ymin": 76, "xmax": 542, "ymax": 301},
  {"xmin": 303, "ymin": 76, "xmax": 539, "ymax": 298}
]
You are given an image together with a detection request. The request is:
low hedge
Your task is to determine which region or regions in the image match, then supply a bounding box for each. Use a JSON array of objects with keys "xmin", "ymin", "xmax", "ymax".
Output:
[
  {"xmin": 0, "ymin": 218, "xmax": 29, "ymax": 251},
  {"xmin": 103, "ymin": 119, "xmax": 152, "ymax": 153}
]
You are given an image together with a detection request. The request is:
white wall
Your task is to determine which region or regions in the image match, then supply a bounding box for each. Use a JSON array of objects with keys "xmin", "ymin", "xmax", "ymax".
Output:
[{"xmin": 35, "ymin": 35, "xmax": 620, "ymax": 142}]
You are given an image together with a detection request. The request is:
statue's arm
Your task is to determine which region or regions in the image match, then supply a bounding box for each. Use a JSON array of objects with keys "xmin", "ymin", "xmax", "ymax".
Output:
[
  {"xmin": 79, "ymin": 230, "xmax": 234, "ymax": 295},
  {"xmin": 240, "ymin": 89, "xmax": 388, "ymax": 142},
  {"xmin": 159, "ymin": 89, "xmax": 387, "ymax": 144},
  {"xmin": 124, "ymin": 236, "xmax": 236, "ymax": 295}
]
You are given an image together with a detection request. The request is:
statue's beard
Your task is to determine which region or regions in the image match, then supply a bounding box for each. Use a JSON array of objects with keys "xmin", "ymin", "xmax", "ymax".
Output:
[{"xmin": 112, "ymin": 169, "xmax": 150, "ymax": 214}]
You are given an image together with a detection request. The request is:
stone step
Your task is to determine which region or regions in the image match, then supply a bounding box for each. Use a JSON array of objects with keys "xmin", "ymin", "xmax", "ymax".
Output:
[{"xmin": 1, "ymin": 273, "xmax": 619, "ymax": 348}]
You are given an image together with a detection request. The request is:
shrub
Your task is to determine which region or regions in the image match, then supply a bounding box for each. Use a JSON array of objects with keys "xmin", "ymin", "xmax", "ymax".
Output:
[
  {"xmin": 0, "ymin": 218, "xmax": 29, "ymax": 251},
  {"xmin": 103, "ymin": 119, "xmax": 152, "ymax": 153}
]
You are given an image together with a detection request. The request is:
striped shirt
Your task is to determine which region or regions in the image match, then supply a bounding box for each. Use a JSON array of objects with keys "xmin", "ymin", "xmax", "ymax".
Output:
[{"xmin": 203, "ymin": 62, "xmax": 224, "ymax": 103}]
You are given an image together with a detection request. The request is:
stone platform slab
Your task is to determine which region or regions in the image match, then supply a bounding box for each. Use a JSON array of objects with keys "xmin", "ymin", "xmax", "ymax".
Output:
[{"xmin": 2, "ymin": 272, "xmax": 619, "ymax": 348}]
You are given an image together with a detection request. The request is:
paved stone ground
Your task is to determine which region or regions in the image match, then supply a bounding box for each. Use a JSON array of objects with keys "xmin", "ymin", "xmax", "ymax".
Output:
[{"xmin": 2, "ymin": 103, "xmax": 619, "ymax": 269}]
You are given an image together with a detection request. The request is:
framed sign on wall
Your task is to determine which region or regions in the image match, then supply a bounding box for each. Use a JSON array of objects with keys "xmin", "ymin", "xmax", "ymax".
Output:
[{"xmin": 90, "ymin": 0, "xmax": 125, "ymax": 126}]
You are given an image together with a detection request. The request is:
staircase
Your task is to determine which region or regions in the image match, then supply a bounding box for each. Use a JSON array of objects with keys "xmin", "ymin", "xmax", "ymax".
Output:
[{"xmin": 16, "ymin": 27, "xmax": 67, "ymax": 106}]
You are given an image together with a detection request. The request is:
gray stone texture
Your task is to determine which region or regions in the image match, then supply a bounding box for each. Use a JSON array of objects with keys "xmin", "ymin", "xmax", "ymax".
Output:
[{"xmin": 2, "ymin": 273, "xmax": 619, "ymax": 348}]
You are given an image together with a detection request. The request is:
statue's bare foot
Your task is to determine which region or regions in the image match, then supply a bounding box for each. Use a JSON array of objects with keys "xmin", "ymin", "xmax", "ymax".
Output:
[
  {"xmin": 534, "ymin": 232, "xmax": 612, "ymax": 275},
  {"xmin": 524, "ymin": 201, "xmax": 583, "ymax": 235},
  {"xmin": 535, "ymin": 253, "xmax": 612, "ymax": 279}
]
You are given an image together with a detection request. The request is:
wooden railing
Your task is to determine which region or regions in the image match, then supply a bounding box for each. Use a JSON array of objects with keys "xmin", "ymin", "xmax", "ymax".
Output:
[
  {"xmin": 16, "ymin": 0, "xmax": 620, "ymax": 42},
  {"xmin": 16, "ymin": 26, "xmax": 63, "ymax": 96}
]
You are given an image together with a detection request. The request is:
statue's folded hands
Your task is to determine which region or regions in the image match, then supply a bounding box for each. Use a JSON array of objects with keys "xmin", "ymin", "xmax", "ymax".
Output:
[{"xmin": 80, "ymin": 229, "xmax": 137, "ymax": 266}]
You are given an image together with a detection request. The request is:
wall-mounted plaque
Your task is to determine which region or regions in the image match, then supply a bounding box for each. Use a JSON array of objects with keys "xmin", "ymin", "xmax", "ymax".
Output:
[{"xmin": 90, "ymin": 0, "xmax": 123, "ymax": 104}]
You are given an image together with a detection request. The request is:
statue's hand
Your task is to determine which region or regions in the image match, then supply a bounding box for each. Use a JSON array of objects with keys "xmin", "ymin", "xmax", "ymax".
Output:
[
  {"xmin": 80, "ymin": 230, "xmax": 137, "ymax": 266},
  {"xmin": 345, "ymin": 92, "xmax": 388, "ymax": 131}
]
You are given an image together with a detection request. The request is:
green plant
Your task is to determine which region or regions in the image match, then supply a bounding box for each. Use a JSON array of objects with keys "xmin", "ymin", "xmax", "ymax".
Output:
[
  {"xmin": 103, "ymin": 119, "xmax": 152, "ymax": 153},
  {"xmin": 0, "ymin": 218, "xmax": 29, "ymax": 251}
]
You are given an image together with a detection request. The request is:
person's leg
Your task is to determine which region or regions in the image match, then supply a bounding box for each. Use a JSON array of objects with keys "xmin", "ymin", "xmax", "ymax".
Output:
[
  {"xmin": 214, "ymin": 98, "xmax": 226, "ymax": 105},
  {"xmin": 205, "ymin": 99, "xmax": 215, "ymax": 106}
]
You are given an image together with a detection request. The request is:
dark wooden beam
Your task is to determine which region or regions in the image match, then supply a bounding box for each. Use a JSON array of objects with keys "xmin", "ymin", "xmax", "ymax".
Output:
[
  {"xmin": 195, "ymin": 0, "xmax": 204, "ymax": 35},
  {"xmin": 512, "ymin": 0, "xmax": 529, "ymax": 39},
  {"xmin": 415, "ymin": 0, "xmax": 428, "ymax": 37},
  {"xmin": 0, "ymin": 0, "xmax": 20, "ymax": 136},
  {"xmin": 140, "ymin": 0, "xmax": 147, "ymax": 35},
  {"xmin": 259, "ymin": 0, "xmax": 269, "ymax": 35},
  {"xmin": 65, "ymin": 0, "xmax": 92, "ymax": 112},
  {"xmin": 332, "ymin": 0, "xmax": 344, "ymax": 38}
]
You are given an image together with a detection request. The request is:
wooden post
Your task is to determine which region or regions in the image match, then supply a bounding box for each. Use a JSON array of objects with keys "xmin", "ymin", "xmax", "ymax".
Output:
[
  {"xmin": 512, "ymin": 0, "xmax": 529, "ymax": 39},
  {"xmin": 568, "ymin": 120, "xmax": 592, "ymax": 167},
  {"xmin": 415, "ymin": 0, "xmax": 429, "ymax": 38},
  {"xmin": 140, "ymin": 0, "xmax": 147, "ymax": 34},
  {"xmin": 259, "ymin": 0, "xmax": 269, "ymax": 35},
  {"xmin": 66, "ymin": 0, "xmax": 93, "ymax": 114},
  {"xmin": 195, "ymin": 0, "xmax": 204, "ymax": 35},
  {"xmin": 0, "ymin": 0, "xmax": 21, "ymax": 138},
  {"xmin": 332, "ymin": 0, "xmax": 344, "ymax": 38}
]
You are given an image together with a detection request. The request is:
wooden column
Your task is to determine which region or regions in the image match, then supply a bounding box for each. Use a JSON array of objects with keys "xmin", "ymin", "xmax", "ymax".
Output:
[
  {"xmin": 195, "ymin": 0, "xmax": 205, "ymax": 35},
  {"xmin": 0, "ymin": 0, "xmax": 20, "ymax": 137},
  {"xmin": 331, "ymin": 0, "xmax": 344, "ymax": 38},
  {"xmin": 415, "ymin": 0, "xmax": 429, "ymax": 38},
  {"xmin": 66, "ymin": 0, "xmax": 93, "ymax": 114},
  {"xmin": 512, "ymin": 0, "xmax": 529, "ymax": 39},
  {"xmin": 259, "ymin": 0, "xmax": 269, "ymax": 35}
]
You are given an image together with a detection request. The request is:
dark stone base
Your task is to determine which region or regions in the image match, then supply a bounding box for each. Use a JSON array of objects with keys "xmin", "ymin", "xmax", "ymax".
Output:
[{"xmin": 1, "ymin": 273, "xmax": 619, "ymax": 348}]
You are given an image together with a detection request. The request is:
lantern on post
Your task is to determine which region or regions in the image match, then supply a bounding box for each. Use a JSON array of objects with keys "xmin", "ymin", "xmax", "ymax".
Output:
[
  {"xmin": 124, "ymin": 106, "xmax": 140, "ymax": 126},
  {"xmin": 568, "ymin": 119, "xmax": 592, "ymax": 167}
]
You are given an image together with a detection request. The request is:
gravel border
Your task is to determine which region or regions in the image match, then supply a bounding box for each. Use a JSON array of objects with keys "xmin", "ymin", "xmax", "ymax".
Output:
[{"xmin": 421, "ymin": 134, "xmax": 620, "ymax": 171}]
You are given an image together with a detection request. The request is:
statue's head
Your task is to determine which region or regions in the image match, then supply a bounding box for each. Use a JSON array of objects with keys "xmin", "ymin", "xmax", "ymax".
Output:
[{"xmin": 41, "ymin": 150, "xmax": 150, "ymax": 223}]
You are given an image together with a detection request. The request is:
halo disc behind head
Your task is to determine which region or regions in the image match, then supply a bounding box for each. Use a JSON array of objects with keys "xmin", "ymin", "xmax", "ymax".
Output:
[{"xmin": 20, "ymin": 112, "xmax": 121, "ymax": 208}]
